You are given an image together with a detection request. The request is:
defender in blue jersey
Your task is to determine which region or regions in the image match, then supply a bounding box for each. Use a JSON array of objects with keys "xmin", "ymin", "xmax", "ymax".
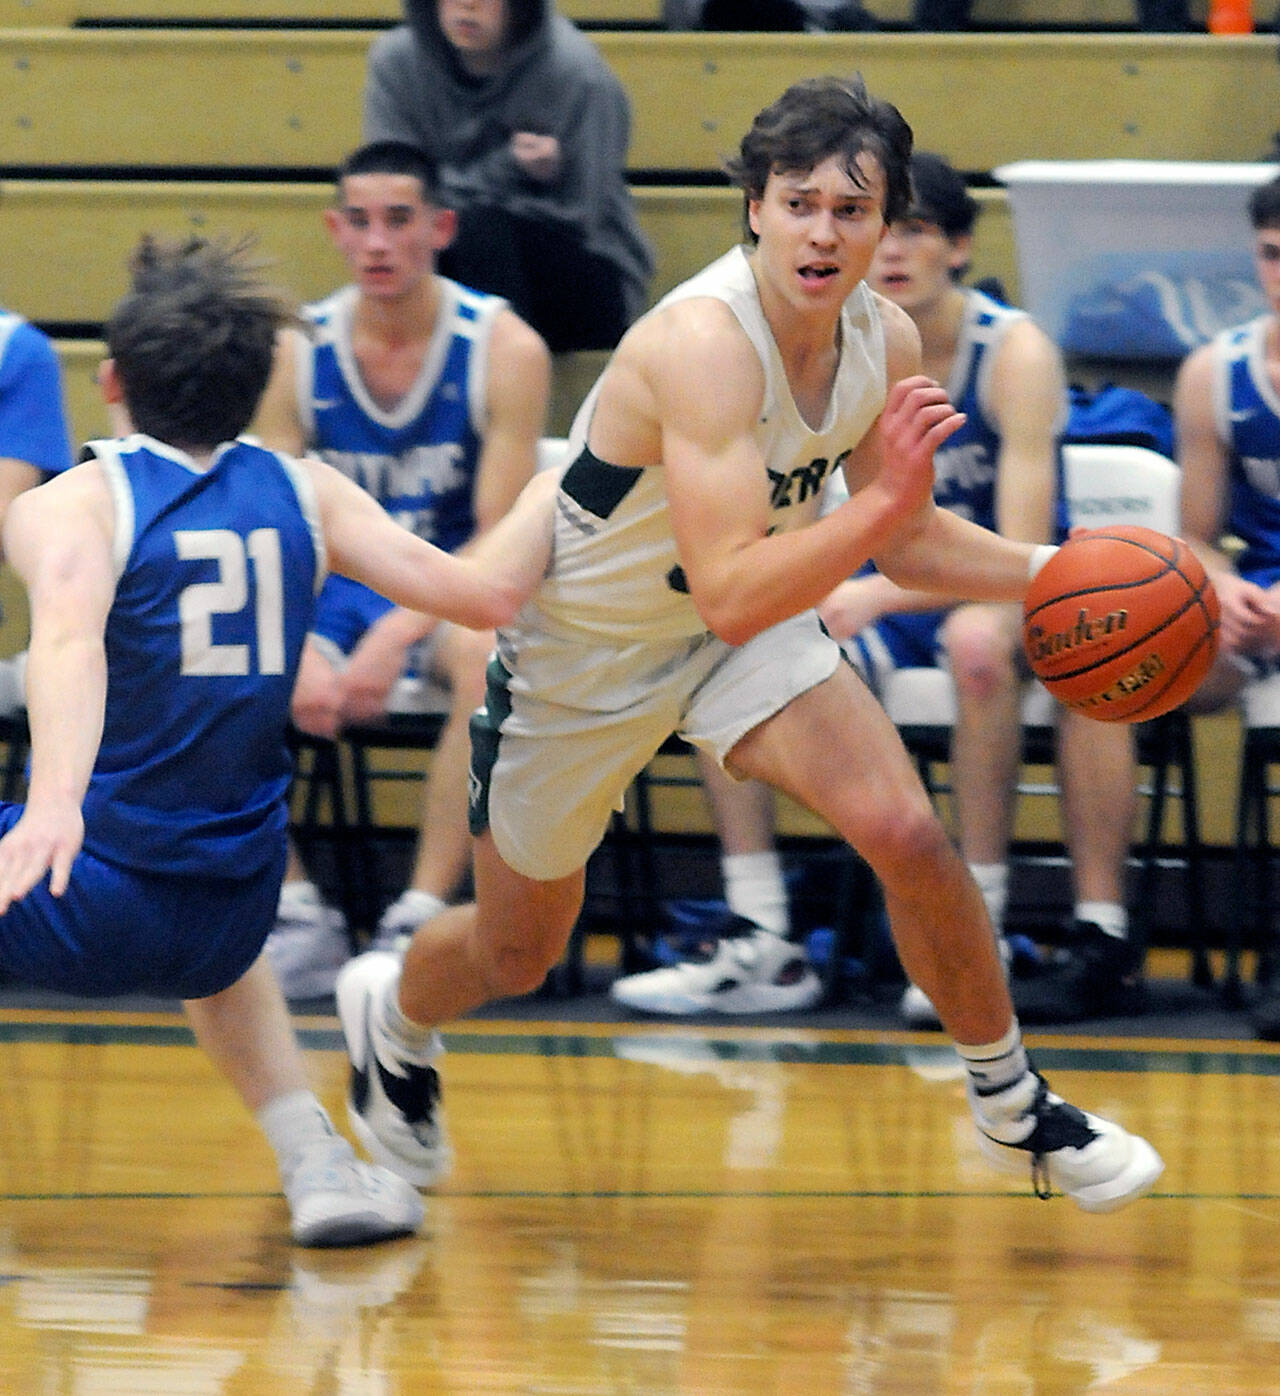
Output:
[
  {"xmin": 0, "ymin": 236, "xmax": 555, "ymax": 1244},
  {"xmin": 0, "ymin": 310, "xmax": 73, "ymax": 501},
  {"xmin": 252, "ymin": 141, "xmax": 550, "ymax": 997},
  {"xmin": 0, "ymin": 309, "xmax": 75, "ymax": 712},
  {"xmin": 819, "ymin": 153, "xmax": 1145, "ymax": 1026}
]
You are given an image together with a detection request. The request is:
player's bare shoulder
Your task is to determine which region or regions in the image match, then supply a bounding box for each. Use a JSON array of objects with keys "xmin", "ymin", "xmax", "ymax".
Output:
[
  {"xmin": 489, "ymin": 305, "xmax": 552, "ymax": 381},
  {"xmin": 640, "ymin": 296, "xmax": 764, "ymax": 409},
  {"xmin": 4, "ymin": 453, "xmax": 116, "ymax": 560},
  {"xmin": 591, "ymin": 295, "xmax": 764, "ymax": 461},
  {"xmin": 867, "ymin": 290, "xmax": 924, "ymax": 380}
]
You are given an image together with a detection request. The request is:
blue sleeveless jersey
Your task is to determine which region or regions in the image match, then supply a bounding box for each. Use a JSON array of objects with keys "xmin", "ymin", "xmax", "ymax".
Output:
[
  {"xmin": 933, "ymin": 288, "xmax": 1066, "ymax": 535},
  {"xmin": 1215, "ymin": 316, "xmax": 1280, "ymax": 587},
  {"xmin": 80, "ymin": 435, "xmax": 324, "ymax": 878},
  {"xmin": 301, "ymin": 280, "xmax": 502, "ymax": 553},
  {"xmin": 863, "ymin": 289, "xmax": 1067, "ymax": 672}
]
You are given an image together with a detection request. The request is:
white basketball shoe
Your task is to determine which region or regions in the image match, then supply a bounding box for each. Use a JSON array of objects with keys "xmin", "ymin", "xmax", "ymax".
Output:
[
  {"xmin": 335, "ymin": 951, "xmax": 453, "ymax": 1188},
  {"xmin": 610, "ymin": 922, "xmax": 822, "ymax": 1016},
  {"xmin": 969, "ymin": 1068, "xmax": 1164, "ymax": 1213}
]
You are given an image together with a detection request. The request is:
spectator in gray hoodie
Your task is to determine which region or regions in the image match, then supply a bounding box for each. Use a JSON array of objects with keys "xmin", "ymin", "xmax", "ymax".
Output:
[{"xmin": 363, "ymin": 0, "xmax": 654, "ymax": 352}]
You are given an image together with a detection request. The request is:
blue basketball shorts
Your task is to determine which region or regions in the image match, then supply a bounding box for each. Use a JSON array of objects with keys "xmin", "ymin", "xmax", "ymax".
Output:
[
  {"xmin": 0, "ymin": 805, "xmax": 286, "ymax": 1000},
  {"xmin": 844, "ymin": 610, "xmax": 948, "ymax": 697}
]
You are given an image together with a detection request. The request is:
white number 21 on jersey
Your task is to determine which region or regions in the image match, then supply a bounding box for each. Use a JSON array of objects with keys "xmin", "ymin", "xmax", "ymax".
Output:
[{"xmin": 175, "ymin": 528, "xmax": 285, "ymax": 676}]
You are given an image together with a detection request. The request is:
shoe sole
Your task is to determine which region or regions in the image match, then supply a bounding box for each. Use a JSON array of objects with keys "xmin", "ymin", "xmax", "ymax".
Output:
[
  {"xmin": 335, "ymin": 958, "xmax": 453, "ymax": 1190},
  {"xmin": 977, "ymin": 1131, "xmax": 1164, "ymax": 1213},
  {"xmin": 292, "ymin": 1207, "xmax": 422, "ymax": 1249}
]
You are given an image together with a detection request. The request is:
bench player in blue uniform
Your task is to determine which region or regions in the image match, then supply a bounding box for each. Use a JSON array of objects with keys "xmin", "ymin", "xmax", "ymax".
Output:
[
  {"xmin": 1177, "ymin": 171, "xmax": 1280, "ymax": 1037},
  {"xmin": 0, "ymin": 310, "xmax": 74, "ymax": 710},
  {"xmin": 0, "ymin": 235, "xmax": 555, "ymax": 1245},
  {"xmin": 252, "ymin": 141, "xmax": 550, "ymax": 998}
]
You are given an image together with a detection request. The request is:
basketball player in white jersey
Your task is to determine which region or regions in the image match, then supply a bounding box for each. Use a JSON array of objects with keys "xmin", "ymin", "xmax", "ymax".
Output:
[{"xmin": 334, "ymin": 76, "xmax": 1163, "ymax": 1212}]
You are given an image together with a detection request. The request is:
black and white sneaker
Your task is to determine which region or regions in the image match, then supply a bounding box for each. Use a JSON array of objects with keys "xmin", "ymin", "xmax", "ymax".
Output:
[
  {"xmin": 970, "ymin": 1069, "xmax": 1163, "ymax": 1213},
  {"xmin": 609, "ymin": 919, "xmax": 822, "ymax": 1015},
  {"xmin": 335, "ymin": 951, "xmax": 453, "ymax": 1188}
]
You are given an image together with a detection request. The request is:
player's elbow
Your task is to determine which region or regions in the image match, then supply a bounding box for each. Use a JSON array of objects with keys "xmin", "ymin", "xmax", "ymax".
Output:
[
  {"xmin": 474, "ymin": 583, "xmax": 525, "ymax": 631},
  {"xmin": 697, "ymin": 598, "xmax": 763, "ymax": 649}
]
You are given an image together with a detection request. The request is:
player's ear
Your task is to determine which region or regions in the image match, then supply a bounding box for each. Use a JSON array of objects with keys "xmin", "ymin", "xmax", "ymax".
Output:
[
  {"xmin": 947, "ymin": 233, "xmax": 973, "ymax": 277},
  {"xmin": 431, "ymin": 206, "xmax": 458, "ymax": 253},
  {"xmin": 96, "ymin": 358, "xmax": 124, "ymax": 406}
]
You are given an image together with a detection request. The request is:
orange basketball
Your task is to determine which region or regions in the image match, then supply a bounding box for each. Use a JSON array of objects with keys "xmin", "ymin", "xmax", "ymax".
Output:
[{"xmin": 1022, "ymin": 525, "xmax": 1220, "ymax": 723}]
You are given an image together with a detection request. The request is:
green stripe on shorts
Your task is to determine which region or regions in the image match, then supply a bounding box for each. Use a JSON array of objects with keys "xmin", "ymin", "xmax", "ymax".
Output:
[{"xmin": 468, "ymin": 654, "xmax": 514, "ymax": 837}]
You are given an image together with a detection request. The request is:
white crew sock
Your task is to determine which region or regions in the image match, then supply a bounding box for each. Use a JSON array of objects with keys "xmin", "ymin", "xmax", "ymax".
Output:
[
  {"xmin": 722, "ymin": 851, "xmax": 790, "ymax": 936},
  {"xmin": 277, "ymin": 879, "xmax": 324, "ymax": 912},
  {"xmin": 968, "ymin": 862, "xmax": 1009, "ymax": 936},
  {"xmin": 1075, "ymin": 901, "xmax": 1128, "ymax": 939},
  {"xmin": 956, "ymin": 1020, "xmax": 1029, "ymax": 1097},
  {"xmin": 256, "ymin": 1088, "xmax": 339, "ymax": 1184},
  {"xmin": 373, "ymin": 970, "xmax": 441, "ymax": 1065},
  {"xmin": 382, "ymin": 888, "xmax": 447, "ymax": 928},
  {"xmin": 0, "ymin": 653, "xmax": 26, "ymax": 717}
]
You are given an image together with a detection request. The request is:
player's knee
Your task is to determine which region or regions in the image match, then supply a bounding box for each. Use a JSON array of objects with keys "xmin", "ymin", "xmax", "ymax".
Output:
[
  {"xmin": 857, "ymin": 795, "xmax": 952, "ymax": 885},
  {"xmin": 944, "ymin": 610, "xmax": 1018, "ymax": 702},
  {"xmin": 439, "ymin": 625, "xmax": 495, "ymax": 706},
  {"xmin": 477, "ymin": 935, "xmax": 561, "ymax": 998},
  {"xmin": 291, "ymin": 654, "xmax": 343, "ymax": 735},
  {"xmin": 291, "ymin": 692, "xmax": 342, "ymax": 738}
]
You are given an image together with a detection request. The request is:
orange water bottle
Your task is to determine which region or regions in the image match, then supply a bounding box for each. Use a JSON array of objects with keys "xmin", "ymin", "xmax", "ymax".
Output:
[{"xmin": 1208, "ymin": 0, "xmax": 1253, "ymax": 33}]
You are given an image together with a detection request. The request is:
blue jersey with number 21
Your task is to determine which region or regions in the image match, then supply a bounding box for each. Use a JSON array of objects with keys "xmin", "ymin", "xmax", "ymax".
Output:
[{"xmin": 81, "ymin": 435, "xmax": 324, "ymax": 879}]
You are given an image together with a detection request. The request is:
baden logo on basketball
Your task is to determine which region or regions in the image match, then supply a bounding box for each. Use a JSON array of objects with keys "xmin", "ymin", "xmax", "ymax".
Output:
[{"xmin": 1025, "ymin": 606, "xmax": 1128, "ymax": 664}]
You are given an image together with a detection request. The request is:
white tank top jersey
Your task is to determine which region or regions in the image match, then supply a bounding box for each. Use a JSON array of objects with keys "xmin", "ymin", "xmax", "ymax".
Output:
[{"xmin": 531, "ymin": 246, "xmax": 888, "ymax": 645}]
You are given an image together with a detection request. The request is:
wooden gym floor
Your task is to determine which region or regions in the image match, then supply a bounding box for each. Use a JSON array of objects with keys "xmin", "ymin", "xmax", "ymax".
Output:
[{"xmin": 2, "ymin": 980, "xmax": 1280, "ymax": 1393}]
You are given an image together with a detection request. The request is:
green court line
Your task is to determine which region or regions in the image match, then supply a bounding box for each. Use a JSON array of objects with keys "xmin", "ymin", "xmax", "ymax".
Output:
[
  {"xmin": 0, "ymin": 1016, "xmax": 1276, "ymax": 1075},
  {"xmin": 0, "ymin": 1187, "xmax": 1274, "ymax": 1203}
]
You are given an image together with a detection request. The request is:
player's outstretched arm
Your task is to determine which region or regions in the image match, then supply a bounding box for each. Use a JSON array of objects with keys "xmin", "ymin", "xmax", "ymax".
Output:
[
  {"xmin": 0, "ymin": 467, "xmax": 115, "ymax": 909},
  {"xmin": 313, "ymin": 459, "xmax": 557, "ymax": 630}
]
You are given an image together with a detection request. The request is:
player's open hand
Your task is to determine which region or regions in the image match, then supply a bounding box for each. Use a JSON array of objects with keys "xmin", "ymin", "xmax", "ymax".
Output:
[
  {"xmin": 876, "ymin": 375, "xmax": 965, "ymax": 513},
  {"xmin": 0, "ymin": 800, "xmax": 83, "ymax": 914}
]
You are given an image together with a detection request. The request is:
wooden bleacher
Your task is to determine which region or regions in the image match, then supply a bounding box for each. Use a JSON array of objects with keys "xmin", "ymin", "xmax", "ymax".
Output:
[
  {"xmin": 0, "ymin": 0, "xmax": 1219, "ymax": 27},
  {"xmin": 17, "ymin": 180, "xmax": 1012, "ymax": 441},
  {"xmin": 2, "ymin": 0, "xmax": 663, "ymax": 27},
  {"xmin": 0, "ymin": 31, "xmax": 1272, "ymax": 173}
]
